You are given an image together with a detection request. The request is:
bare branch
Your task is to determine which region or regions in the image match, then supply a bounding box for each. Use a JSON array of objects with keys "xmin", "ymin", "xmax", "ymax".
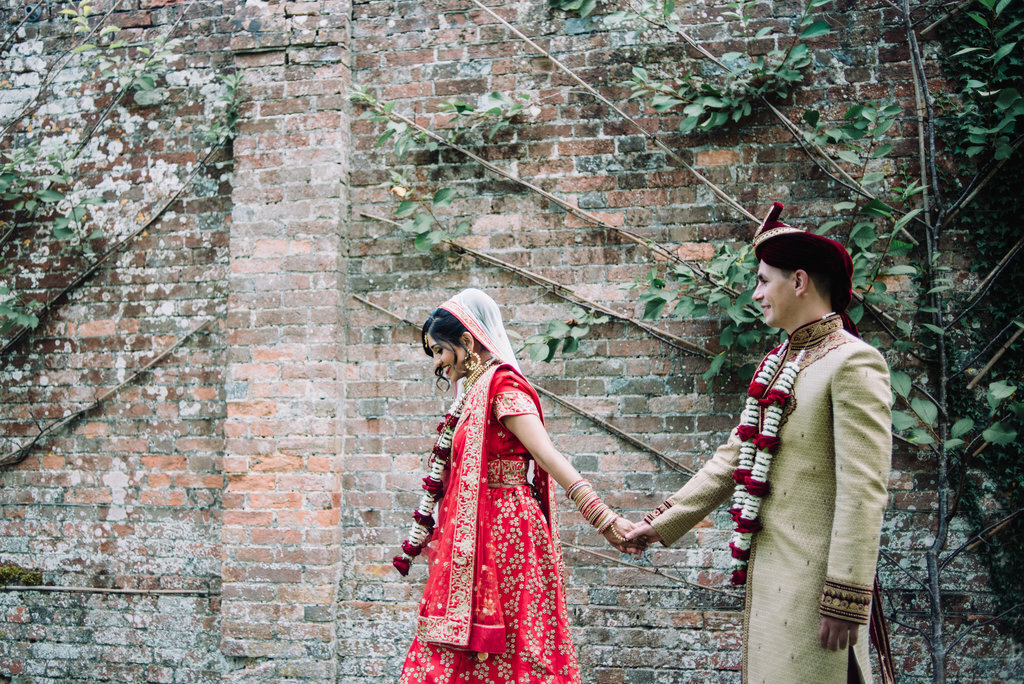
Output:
[
  {"xmin": 1, "ymin": 144, "xmax": 229, "ymax": 358},
  {"xmin": 533, "ymin": 385, "xmax": 695, "ymax": 475},
  {"xmin": 919, "ymin": 1, "xmax": 972, "ymax": 34},
  {"xmin": 0, "ymin": 3, "xmax": 36, "ymax": 56},
  {"xmin": 0, "ymin": 585, "xmax": 216, "ymax": 596},
  {"xmin": 561, "ymin": 542, "xmax": 741, "ymax": 598},
  {"xmin": 945, "ymin": 603, "xmax": 1023, "ymax": 656},
  {"xmin": 942, "ymin": 135, "xmax": 1024, "ymax": 232},
  {"xmin": 0, "ymin": 317, "xmax": 216, "ymax": 468},
  {"xmin": 879, "ymin": 550, "xmax": 931, "ymax": 594},
  {"xmin": 0, "ymin": 0, "xmax": 128, "ymax": 140},
  {"xmin": 360, "ymin": 212, "xmax": 716, "ymax": 358},
  {"xmin": 350, "ymin": 294, "xmax": 695, "ymax": 475},
  {"xmin": 940, "ymin": 508, "xmax": 1023, "ymax": 570},
  {"xmin": 467, "ymin": 0, "xmax": 758, "ymax": 223},
  {"xmin": 945, "ymin": 235, "xmax": 1024, "ymax": 332},
  {"xmin": 966, "ymin": 325, "xmax": 1024, "ymax": 390},
  {"xmin": 953, "ymin": 315, "xmax": 1024, "ymax": 378}
]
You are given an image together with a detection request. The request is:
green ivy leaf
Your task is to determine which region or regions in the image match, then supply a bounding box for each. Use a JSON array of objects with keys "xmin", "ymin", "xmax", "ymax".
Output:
[
  {"xmin": 37, "ymin": 189, "xmax": 64, "ymax": 203},
  {"xmin": 862, "ymin": 199, "xmax": 894, "ymax": 218},
  {"xmin": 986, "ymin": 380, "xmax": 1017, "ymax": 410},
  {"xmin": 983, "ymin": 422, "xmax": 1017, "ymax": 446},
  {"xmin": 991, "ymin": 41, "xmax": 1017, "ymax": 65},
  {"xmin": 891, "ymin": 410, "xmax": 918, "ymax": 431},
  {"xmin": 413, "ymin": 230, "xmax": 444, "ymax": 252},
  {"xmin": 871, "ymin": 143, "xmax": 894, "ymax": 158},
  {"xmin": 547, "ymin": 319, "xmax": 571, "ymax": 338},
  {"xmin": 543, "ymin": 338, "xmax": 560, "ymax": 362},
  {"xmin": 908, "ymin": 428, "xmax": 935, "ymax": 445},
  {"xmin": 642, "ymin": 297, "xmax": 668, "ymax": 320},
  {"xmin": 394, "ymin": 200, "xmax": 417, "ymax": 218},
  {"xmin": 966, "ymin": 12, "xmax": 989, "ymax": 28},
  {"xmin": 651, "ymin": 94, "xmax": 686, "ymax": 111},
  {"xmin": 836, "ymin": 149, "xmax": 861, "ymax": 165},
  {"xmin": 890, "ymin": 370, "xmax": 912, "ymax": 398},
  {"xmin": 528, "ymin": 341, "xmax": 549, "ymax": 362},
  {"xmin": 951, "ymin": 417, "xmax": 975, "ymax": 439},
  {"xmin": 911, "ymin": 397, "xmax": 939, "ymax": 426},
  {"xmin": 886, "ymin": 265, "xmax": 917, "ymax": 276},
  {"xmin": 432, "ymin": 188, "xmax": 454, "ymax": 207},
  {"xmin": 701, "ymin": 353, "xmax": 727, "ymax": 381},
  {"xmin": 799, "ymin": 20, "xmax": 831, "ymax": 39}
]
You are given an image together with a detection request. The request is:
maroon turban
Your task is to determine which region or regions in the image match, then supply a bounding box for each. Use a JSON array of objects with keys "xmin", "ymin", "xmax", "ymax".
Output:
[{"xmin": 752, "ymin": 202, "xmax": 859, "ymax": 337}]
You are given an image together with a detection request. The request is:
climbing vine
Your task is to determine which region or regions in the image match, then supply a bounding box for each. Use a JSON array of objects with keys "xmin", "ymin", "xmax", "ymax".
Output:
[
  {"xmin": 0, "ymin": 0, "xmax": 238, "ymax": 340},
  {"xmin": 352, "ymin": 0, "xmax": 1024, "ymax": 678}
]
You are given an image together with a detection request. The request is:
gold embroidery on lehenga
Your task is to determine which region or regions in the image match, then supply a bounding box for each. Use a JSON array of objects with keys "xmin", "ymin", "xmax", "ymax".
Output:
[
  {"xmin": 487, "ymin": 459, "xmax": 528, "ymax": 487},
  {"xmin": 417, "ymin": 365, "xmax": 499, "ymax": 646}
]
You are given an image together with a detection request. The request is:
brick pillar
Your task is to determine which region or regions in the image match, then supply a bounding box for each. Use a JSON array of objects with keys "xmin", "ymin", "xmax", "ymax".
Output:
[{"xmin": 222, "ymin": 7, "xmax": 351, "ymax": 679}]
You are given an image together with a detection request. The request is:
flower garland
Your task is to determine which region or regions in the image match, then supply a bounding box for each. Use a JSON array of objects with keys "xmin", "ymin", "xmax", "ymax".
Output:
[
  {"xmin": 393, "ymin": 358, "xmax": 496, "ymax": 576},
  {"xmin": 727, "ymin": 343, "xmax": 805, "ymax": 585}
]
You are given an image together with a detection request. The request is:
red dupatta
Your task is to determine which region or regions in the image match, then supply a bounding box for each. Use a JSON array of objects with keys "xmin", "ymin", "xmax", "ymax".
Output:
[{"xmin": 414, "ymin": 362, "xmax": 563, "ymax": 654}]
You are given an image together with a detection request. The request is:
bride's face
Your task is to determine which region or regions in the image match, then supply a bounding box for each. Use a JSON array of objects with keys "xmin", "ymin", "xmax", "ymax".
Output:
[{"xmin": 425, "ymin": 332, "xmax": 469, "ymax": 384}]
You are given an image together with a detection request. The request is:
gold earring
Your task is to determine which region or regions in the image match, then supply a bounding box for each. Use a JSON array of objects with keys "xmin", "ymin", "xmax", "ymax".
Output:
[{"xmin": 465, "ymin": 351, "xmax": 482, "ymax": 373}]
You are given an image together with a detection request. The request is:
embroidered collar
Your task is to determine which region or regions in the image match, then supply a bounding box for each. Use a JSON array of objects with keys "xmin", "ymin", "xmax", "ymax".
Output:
[{"xmin": 788, "ymin": 313, "xmax": 843, "ymax": 350}]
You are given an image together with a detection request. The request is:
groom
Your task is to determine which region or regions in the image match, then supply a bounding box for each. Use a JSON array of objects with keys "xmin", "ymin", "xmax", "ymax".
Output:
[{"xmin": 626, "ymin": 202, "xmax": 892, "ymax": 683}]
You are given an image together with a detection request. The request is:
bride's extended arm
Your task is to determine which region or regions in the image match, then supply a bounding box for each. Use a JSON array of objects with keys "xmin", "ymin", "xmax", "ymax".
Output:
[{"xmin": 502, "ymin": 413, "xmax": 644, "ymax": 554}]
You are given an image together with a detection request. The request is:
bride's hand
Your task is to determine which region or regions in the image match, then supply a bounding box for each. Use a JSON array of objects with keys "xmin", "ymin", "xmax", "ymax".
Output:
[{"xmin": 602, "ymin": 516, "xmax": 647, "ymax": 557}]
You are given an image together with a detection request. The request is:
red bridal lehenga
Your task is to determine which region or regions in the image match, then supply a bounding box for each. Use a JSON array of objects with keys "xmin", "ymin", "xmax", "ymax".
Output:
[{"xmin": 399, "ymin": 365, "xmax": 582, "ymax": 684}]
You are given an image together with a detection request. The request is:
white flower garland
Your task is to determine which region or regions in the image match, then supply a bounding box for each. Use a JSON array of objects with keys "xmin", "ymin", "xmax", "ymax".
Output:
[
  {"xmin": 728, "ymin": 345, "xmax": 805, "ymax": 584},
  {"xmin": 393, "ymin": 359, "xmax": 495, "ymax": 576}
]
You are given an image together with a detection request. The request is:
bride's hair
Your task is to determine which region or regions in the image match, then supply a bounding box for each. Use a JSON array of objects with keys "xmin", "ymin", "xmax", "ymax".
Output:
[{"xmin": 422, "ymin": 308, "xmax": 470, "ymax": 389}]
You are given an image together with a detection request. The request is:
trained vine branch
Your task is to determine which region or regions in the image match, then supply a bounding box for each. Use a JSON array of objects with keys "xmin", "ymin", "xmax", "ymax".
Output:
[{"xmin": 0, "ymin": 317, "xmax": 215, "ymax": 468}]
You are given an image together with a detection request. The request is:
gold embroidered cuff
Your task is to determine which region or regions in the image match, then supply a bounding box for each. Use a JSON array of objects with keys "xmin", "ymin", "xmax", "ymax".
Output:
[
  {"xmin": 493, "ymin": 391, "xmax": 538, "ymax": 421},
  {"xmin": 819, "ymin": 578, "xmax": 873, "ymax": 625}
]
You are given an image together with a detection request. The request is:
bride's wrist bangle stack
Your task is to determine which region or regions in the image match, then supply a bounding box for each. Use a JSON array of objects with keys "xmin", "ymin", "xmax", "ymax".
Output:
[{"xmin": 566, "ymin": 479, "xmax": 617, "ymax": 534}]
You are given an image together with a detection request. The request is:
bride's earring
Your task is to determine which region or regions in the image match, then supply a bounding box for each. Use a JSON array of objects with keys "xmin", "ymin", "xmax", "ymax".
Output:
[{"xmin": 465, "ymin": 351, "xmax": 482, "ymax": 373}]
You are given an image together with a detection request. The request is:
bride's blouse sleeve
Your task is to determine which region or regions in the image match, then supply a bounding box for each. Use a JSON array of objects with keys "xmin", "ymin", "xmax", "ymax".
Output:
[{"xmin": 491, "ymin": 370, "xmax": 540, "ymax": 422}]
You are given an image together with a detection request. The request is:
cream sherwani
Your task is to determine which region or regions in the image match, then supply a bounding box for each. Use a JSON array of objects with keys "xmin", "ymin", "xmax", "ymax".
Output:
[{"xmin": 650, "ymin": 315, "xmax": 891, "ymax": 683}]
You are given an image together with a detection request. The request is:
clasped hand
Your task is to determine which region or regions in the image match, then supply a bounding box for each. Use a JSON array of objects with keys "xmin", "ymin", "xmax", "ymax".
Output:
[{"xmin": 601, "ymin": 517, "xmax": 657, "ymax": 556}]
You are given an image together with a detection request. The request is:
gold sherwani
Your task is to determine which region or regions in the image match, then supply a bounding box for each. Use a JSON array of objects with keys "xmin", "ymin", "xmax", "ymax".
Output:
[{"xmin": 650, "ymin": 315, "xmax": 891, "ymax": 683}]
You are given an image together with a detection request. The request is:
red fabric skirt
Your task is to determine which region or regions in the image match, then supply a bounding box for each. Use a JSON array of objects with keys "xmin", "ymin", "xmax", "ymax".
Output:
[{"xmin": 400, "ymin": 486, "xmax": 581, "ymax": 684}]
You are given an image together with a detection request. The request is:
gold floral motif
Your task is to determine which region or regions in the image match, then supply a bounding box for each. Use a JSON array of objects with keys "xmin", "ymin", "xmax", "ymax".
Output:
[{"xmin": 493, "ymin": 390, "xmax": 539, "ymax": 421}]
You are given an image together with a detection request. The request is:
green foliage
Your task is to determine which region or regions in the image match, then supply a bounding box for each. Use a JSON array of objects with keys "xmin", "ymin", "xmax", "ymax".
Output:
[
  {"xmin": 0, "ymin": 280, "xmax": 40, "ymax": 335},
  {"xmin": 943, "ymin": 0, "xmax": 1024, "ymax": 161},
  {"xmin": 522, "ymin": 306, "xmax": 610, "ymax": 362},
  {"xmin": 549, "ymin": 0, "xmax": 598, "ymax": 18},
  {"xmin": 62, "ymin": 1, "xmax": 182, "ymax": 105},
  {"xmin": 198, "ymin": 72, "xmax": 244, "ymax": 145},
  {"xmin": 352, "ymin": 87, "xmax": 533, "ymax": 158},
  {"xmin": 935, "ymin": 0, "xmax": 1024, "ymax": 642},
  {"xmin": 0, "ymin": 2, "xmax": 235, "ymax": 340},
  {"xmin": 559, "ymin": 0, "xmax": 830, "ymax": 134},
  {"xmin": 387, "ymin": 173, "xmax": 469, "ymax": 252}
]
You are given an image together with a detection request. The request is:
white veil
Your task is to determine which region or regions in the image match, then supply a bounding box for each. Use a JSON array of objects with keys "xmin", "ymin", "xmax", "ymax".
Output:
[{"xmin": 440, "ymin": 288, "xmax": 523, "ymax": 375}]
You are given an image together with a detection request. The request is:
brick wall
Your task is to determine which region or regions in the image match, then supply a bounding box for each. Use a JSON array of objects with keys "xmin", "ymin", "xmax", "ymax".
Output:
[
  {"xmin": 0, "ymin": 0, "xmax": 1020, "ymax": 682},
  {"xmin": 0, "ymin": 0, "xmax": 234, "ymax": 681}
]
